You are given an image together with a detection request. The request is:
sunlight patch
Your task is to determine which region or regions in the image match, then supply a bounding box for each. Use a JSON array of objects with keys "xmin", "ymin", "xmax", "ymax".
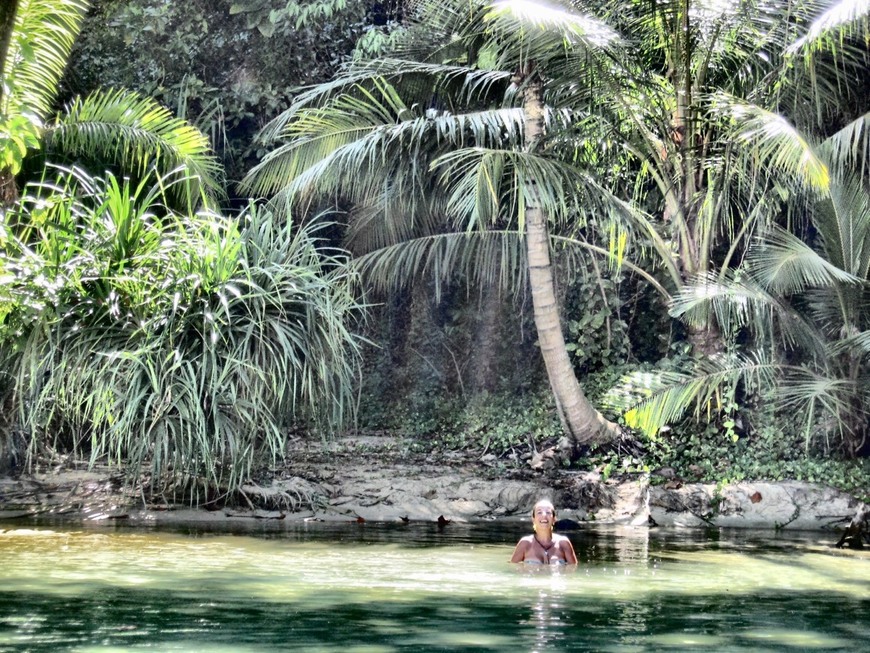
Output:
[
  {"xmin": 741, "ymin": 628, "xmax": 851, "ymax": 648},
  {"xmin": 646, "ymin": 633, "xmax": 726, "ymax": 648}
]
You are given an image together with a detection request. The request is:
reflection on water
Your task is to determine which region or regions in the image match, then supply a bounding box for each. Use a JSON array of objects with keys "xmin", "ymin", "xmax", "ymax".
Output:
[{"xmin": 0, "ymin": 521, "xmax": 867, "ymax": 652}]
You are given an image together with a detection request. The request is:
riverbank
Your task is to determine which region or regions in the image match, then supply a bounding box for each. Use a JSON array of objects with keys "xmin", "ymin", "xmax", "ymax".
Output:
[{"xmin": 0, "ymin": 434, "xmax": 866, "ymax": 538}]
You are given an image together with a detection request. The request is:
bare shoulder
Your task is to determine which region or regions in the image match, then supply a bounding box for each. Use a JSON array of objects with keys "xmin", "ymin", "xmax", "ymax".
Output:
[
  {"xmin": 510, "ymin": 534, "xmax": 534, "ymax": 562},
  {"xmin": 513, "ymin": 535, "xmax": 534, "ymax": 550}
]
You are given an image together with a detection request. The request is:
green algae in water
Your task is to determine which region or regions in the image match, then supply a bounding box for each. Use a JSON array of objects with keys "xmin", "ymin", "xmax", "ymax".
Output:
[{"xmin": 0, "ymin": 524, "xmax": 867, "ymax": 652}]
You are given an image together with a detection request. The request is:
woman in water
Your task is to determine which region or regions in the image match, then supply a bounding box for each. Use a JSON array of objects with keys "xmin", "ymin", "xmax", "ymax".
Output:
[{"xmin": 510, "ymin": 499, "xmax": 578, "ymax": 564}]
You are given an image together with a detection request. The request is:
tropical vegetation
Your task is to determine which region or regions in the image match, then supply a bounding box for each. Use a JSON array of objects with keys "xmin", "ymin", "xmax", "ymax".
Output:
[
  {"xmin": 0, "ymin": 0, "xmax": 365, "ymax": 500},
  {"xmin": 243, "ymin": 0, "xmax": 869, "ymax": 492},
  {"xmin": 1, "ymin": 0, "xmax": 869, "ymax": 502}
]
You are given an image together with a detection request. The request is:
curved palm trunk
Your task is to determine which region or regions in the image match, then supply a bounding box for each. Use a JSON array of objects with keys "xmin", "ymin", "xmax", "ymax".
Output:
[{"xmin": 521, "ymin": 71, "xmax": 619, "ymax": 445}]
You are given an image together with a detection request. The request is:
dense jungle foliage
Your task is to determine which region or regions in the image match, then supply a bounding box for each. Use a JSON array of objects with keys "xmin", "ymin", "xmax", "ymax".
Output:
[{"xmin": 1, "ymin": 0, "xmax": 869, "ymax": 502}]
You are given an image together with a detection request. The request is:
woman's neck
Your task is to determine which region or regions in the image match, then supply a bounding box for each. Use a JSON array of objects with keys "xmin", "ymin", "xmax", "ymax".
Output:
[{"xmin": 535, "ymin": 532, "xmax": 554, "ymax": 548}]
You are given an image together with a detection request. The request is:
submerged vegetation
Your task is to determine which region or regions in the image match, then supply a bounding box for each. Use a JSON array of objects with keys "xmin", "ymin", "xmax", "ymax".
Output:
[{"xmin": 1, "ymin": 0, "xmax": 869, "ymax": 503}]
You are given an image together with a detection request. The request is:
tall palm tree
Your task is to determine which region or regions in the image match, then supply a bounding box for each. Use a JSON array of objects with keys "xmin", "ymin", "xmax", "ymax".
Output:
[
  {"xmin": 580, "ymin": 0, "xmax": 870, "ymax": 358},
  {"xmin": 622, "ymin": 126, "xmax": 870, "ymax": 455},
  {"xmin": 598, "ymin": 0, "xmax": 870, "ymax": 445},
  {"xmin": 1, "ymin": 0, "xmax": 222, "ymax": 206},
  {"xmin": 244, "ymin": 1, "xmax": 627, "ymax": 444}
]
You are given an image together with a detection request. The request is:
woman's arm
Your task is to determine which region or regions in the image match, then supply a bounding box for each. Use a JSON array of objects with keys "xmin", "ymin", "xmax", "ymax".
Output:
[
  {"xmin": 559, "ymin": 537, "xmax": 578, "ymax": 564},
  {"xmin": 510, "ymin": 537, "xmax": 531, "ymax": 563}
]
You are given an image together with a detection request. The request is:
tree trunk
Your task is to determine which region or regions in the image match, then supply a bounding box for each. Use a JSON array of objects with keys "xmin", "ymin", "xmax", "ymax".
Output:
[
  {"xmin": 468, "ymin": 280, "xmax": 501, "ymax": 394},
  {"xmin": 521, "ymin": 70, "xmax": 619, "ymax": 445},
  {"xmin": 1, "ymin": 1, "xmax": 20, "ymax": 207},
  {"xmin": 0, "ymin": 1, "xmax": 17, "ymax": 89},
  {"xmin": 0, "ymin": 170, "xmax": 17, "ymax": 204}
]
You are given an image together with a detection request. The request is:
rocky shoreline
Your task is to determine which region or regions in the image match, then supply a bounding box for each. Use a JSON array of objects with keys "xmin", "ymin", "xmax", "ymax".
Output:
[{"xmin": 1, "ymin": 436, "xmax": 867, "ymax": 540}]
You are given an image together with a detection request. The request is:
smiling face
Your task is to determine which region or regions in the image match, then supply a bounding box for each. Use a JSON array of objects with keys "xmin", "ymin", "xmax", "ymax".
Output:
[{"xmin": 532, "ymin": 500, "xmax": 556, "ymax": 534}]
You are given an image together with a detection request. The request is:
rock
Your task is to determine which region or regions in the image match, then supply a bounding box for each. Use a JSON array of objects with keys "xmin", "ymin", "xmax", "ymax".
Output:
[
  {"xmin": 252, "ymin": 510, "xmax": 285, "ymax": 520},
  {"xmin": 648, "ymin": 481, "xmax": 866, "ymax": 530},
  {"xmin": 1, "ymin": 438, "xmax": 866, "ymax": 533},
  {"xmin": 529, "ymin": 451, "xmax": 550, "ymax": 471},
  {"xmin": 495, "ymin": 485, "xmax": 538, "ymax": 514},
  {"xmin": 447, "ymin": 499, "xmax": 490, "ymax": 517},
  {"xmin": 0, "ymin": 510, "xmax": 33, "ymax": 520},
  {"xmin": 588, "ymin": 476, "xmax": 649, "ymax": 526}
]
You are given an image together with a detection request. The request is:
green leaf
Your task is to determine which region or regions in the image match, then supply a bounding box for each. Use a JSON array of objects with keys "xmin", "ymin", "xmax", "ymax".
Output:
[{"xmin": 257, "ymin": 21, "xmax": 276, "ymax": 37}]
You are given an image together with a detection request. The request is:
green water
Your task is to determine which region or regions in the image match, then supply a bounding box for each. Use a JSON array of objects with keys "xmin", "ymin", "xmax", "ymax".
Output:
[{"xmin": 0, "ymin": 522, "xmax": 867, "ymax": 652}]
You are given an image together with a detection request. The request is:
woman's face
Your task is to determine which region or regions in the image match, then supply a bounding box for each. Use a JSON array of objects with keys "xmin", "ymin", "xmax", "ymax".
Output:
[{"xmin": 532, "ymin": 502, "xmax": 555, "ymax": 532}]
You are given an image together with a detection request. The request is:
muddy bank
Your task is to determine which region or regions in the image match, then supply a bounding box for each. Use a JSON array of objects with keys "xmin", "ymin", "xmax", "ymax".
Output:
[{"xmin": 0, "ymin": 435, "xmax": 866, "ymax": 537}]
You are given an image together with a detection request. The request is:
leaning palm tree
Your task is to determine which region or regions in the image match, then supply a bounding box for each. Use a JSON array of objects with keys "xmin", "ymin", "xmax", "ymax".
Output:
[
  {"xmin": 0, "ymin": 0, "xmax": 222, "ymax": 206},
  {"xmin": 245, "ymin": 0, "xmax": 630, "ymax": 445}
]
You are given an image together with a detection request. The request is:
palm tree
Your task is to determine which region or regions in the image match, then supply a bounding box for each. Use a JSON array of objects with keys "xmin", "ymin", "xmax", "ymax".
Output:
[
  {"xmin": 244, "ymin": 1, "xmax": 630, "ymax": 445},
  {"xmin": 1, "ymin": 0, "xmax": 222, "ymax": 206},
  {"xmin": 578, "ymin": 0, "xmax": 870, "ymax": 358},
  {"xmin": 608, "ymin": 0, "xmax": 869, "ymax": 432},
  {"xmin": 620, "ymin": 129, "xmax": 870, "ymax": 455}
]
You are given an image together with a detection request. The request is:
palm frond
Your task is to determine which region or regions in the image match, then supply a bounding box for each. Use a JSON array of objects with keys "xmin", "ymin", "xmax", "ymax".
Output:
[
  {"xmin": 777, "ymin": 365, "xmax": 860, "ymax": 452},
  {"xmin": 748, "ymin": 224, "xmax": 862, "ymax": 295},
  {"xmin": 830, "ymin": 328, "xmax": 870, "ymax": 356},
  {"xmin": 813, "ymin": 173, "xmax": 870, "ymax": 276},
  {"xmin": 602, "ymin": 352, "xmax": 778, "ymax": 438},
  {"xmin": 483, "ymin": 0, "xmax": 621, "ymax": 59},
  {"xmin": 343, "ymin": 195, "xmax": 447, "ymax": 256},
  {"xmin": 434, "ymin": 146, "xmax": 590, "ymax": 230},
  {"xmin": 720, "ymin": 96, "xmax": 830, "ymax": 193},
  {"xmin": 820, "ymin": 111, "xmax": 870, "ymax": 180},
  {"xmin": 354, "ymin": 228, "xmax": 527, "ymax": 301},
  {"xmin": 258, "ymin": 59, "xmax": 513, "ymax": 144},
  {"xmin": 2, "ymin": 0, "xmax": 88, "ymax": 118},
  {"xmin": 246, "ymin": 78, "xmax": 524, "ymax": 204},
  {"xmin": 43, "ymin": 88, "xmax": 224, "ymax": 203},
  {"xmin": 788, "ymin": 0, "xmax": 870, "ymax": 55},
  {"xmin": 670, "ymin": 270, "xmax": 827, "ymax": 355}
]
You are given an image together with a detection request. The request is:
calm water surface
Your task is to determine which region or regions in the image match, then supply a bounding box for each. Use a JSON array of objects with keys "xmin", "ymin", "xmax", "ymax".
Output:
[{"xmin": 0, "ymin": 520, "xmax": 867, "ymax": 652}]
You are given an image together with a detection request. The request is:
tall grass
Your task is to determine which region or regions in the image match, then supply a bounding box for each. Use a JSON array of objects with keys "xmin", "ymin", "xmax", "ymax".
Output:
[{"xmin": 0, "ymin": 166, "xmax": 364, "ymax": 500}]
